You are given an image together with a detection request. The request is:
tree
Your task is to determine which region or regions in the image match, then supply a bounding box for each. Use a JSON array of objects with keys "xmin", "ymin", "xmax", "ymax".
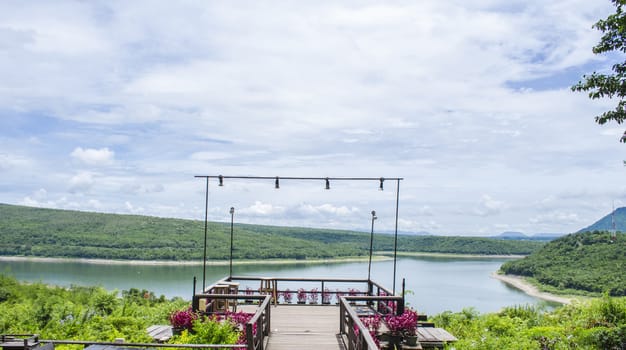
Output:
[{"xmin": 572, "ymin": 0, "xmax": 626, "ymax": 142}]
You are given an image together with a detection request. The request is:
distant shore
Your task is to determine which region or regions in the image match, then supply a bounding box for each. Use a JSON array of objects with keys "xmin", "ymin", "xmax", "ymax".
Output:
[
  {"xmin": 0, "ymin": 252, "xmax": 524, "ymax": 266},
  {"xmin": 0, "ymin": 255, "xmax": 392, "ymax": 266},
  {"xmin": 492, "ymin": 272, "xmax": 573, "ymax": 304},
  {"xmin": 390, "ymin": 252, "xmax": 526, "ymax": 259}
]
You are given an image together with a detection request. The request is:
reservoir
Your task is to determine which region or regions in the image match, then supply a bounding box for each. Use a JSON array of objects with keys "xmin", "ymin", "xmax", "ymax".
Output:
[{"xmin": 0, "ymin": 256, "xmax": 551, "ymax": 315}]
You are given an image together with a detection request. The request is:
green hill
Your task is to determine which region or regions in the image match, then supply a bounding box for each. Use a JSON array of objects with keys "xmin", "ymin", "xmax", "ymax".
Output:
[
  {"xmin": 0, "ymin": 203, "xmax": 543, "ymax": 261},
  {"xmin": 501, "ymin": 230, "xmax": 626, "ymax": 296},
  {"xmin": 578, "ymin": 206, "xmax": 626, "ymax": 232}
]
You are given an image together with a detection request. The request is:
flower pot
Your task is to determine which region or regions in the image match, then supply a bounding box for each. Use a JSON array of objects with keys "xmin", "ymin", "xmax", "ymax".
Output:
[
  {"xmin": 386, "ymin": 334, "xmax": 403, "ymax": 350},
  {"xmin": 404, "ymin": 335, "xmax": 418, "ymax": 347},
  {"xmin": 297, "ymin": 301, "xmax": 306, "ymax": 304},
  {"xmin": 172, "ymin": 327, "xmax": 185, "ymax": 336}
]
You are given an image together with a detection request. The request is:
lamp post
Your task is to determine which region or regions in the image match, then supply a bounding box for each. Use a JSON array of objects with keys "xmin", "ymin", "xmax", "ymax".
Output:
[
  {"xmin": 202, "ymin": 178, "xmax": 209, "ymax": 291},
  {"xmin": 229, "ymin": 207, "xmax": 235, "ymax": 278},
  {"xmin": 368, "ymin": 210, "xmax": 377, "ymax": 281}
]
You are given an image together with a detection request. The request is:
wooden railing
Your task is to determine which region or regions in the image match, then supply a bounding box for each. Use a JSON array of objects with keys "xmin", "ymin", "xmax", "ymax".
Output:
[
  {"xmin": 228, "ymin": 276, "xmax": 374, "ymax": 303},
  {"xmin": 246, "ymin": 296, "xmax": 271, "ymax": 350},
  {"xmin": 191, "ymin": 294, "xmax": 270, "ymax": 350},
  {"xmin": 339, "ymin": 295, "xmax": 405, "ymax": 350}
]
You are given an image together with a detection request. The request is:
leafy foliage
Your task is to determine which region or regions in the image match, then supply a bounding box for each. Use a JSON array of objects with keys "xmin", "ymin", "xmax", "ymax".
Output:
[
  {"xmin": 172, "ymin": 318, "xmax": 239, "ymax": 345},
  {"xmin": 0, "ymin": 203, "xmax": 543, "ymax": 260},
  {"xmin": 434, "ymin": 297, "xmax": 626, "ymax": 349},
  {"xmin": 0, "ymin": 274, "xmax": 188, "ymax": 342},
  {"xmin": 501, "ymin": 231, "xmax": 626, "ymax": 296},
  {"xmin": 572, "ymin": 0, "xmax": 626, "ymax": 142}
]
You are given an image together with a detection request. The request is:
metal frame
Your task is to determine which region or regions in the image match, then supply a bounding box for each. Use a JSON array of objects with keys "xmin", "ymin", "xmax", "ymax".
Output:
[{"xmin": 195, "ymin": 175, "xmax": 403, "ymax": 293}]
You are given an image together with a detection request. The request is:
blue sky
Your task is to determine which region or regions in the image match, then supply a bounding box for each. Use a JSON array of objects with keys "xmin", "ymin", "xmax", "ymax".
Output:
[{"xmin": 1, "ymin": 0, "xmax": 624, "ymax": 235}]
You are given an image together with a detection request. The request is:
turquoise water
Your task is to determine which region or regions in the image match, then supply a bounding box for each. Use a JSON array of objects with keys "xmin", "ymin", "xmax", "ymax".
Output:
[{"xmin": 0, "ymin": 257, "xmax": 553, "ymax": 315}]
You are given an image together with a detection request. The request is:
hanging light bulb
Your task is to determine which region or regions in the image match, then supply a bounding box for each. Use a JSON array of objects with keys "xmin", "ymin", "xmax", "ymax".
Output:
[
  {"xmin": 379, "ymin": 177, "xmax": 384, "ymax": 191},
  {"xmin": 218, "ymin": 175, "xmax": 224, "ymax": 186},
  {"xmin": 275, "ymin": 176, "xmax": 280, "ymax": 189},
  {"xmin": 325, "ymin": 177, "xmax": 330, "ymax": 190}
]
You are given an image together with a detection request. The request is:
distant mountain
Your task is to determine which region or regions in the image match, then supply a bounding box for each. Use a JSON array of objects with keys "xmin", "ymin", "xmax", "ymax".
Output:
[
  {"xmin": 495, "ymin": 231, "xmax": 528, "ymax": 240},
  {"xmin": 578, "ymin": 207, "xmax": 626, "ymax": 233},
  {"xmin": 531, "ymin": 233, "xmax": 566, "ymax": 241},
  {"xmin": 491, "ymin": 231, "xmax": 564, "ymax": 241}
]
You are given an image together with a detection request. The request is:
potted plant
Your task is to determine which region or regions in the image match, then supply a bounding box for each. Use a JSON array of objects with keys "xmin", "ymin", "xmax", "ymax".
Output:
[
  {"xmin": 384, "ymin": 308, "xmax": 419, "ymax": 350},
  {"xmin": 322, "ymin": 288, "xmax": 332, "ymax": 304},
  {"xmin": 169, "ymin": 308, "xmax": 197, "ymax": 335},
  {"xmin": 361, "ymin": 314, "xmax": 382, "ymax": 334},
  {"xmin": 297, "ymin": 288, "xmax": 307, "ymax": 304},
  {"xmin": 281, "ymin": 289, "xmax": 293, "ymax": 304},
  {"xmin": 244, "ymin": 287, "xmax": 254, "ymax": 304},
  {"xmin": 308, "ymin": 288, "xmax": 319, "ymax": 304},
  {"xmin": 348, "ymin": 288, "xmax": 359, "ymax": 305},
  {"xmin": 335, "ymin": 289, "xmax": 344, "ymax": 304}
]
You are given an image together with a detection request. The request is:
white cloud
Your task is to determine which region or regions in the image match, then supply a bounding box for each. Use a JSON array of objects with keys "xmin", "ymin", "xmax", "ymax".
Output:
[
  {"xmin": 0, "ymin": 153, "xmax": 31, "ymax": 170},
  {"xmin": 0, "ymin": 0, "xmax": 621, "ymax": 235},
  {"xmin": 474, "ymin": 195, "xmax": 506, "ymax": 217},
  {"xmin": 71, "ymin": 147, "xmax": 115, "ymax": 166},
  {"xmin": 68, "ymin": 172, "xmax": 95, "ymax": 193},
  {"xmin": 294, "ymin": 203, "xmax": 359, "ymax": 217},
  {"xmin": 240, "ymin": 201, "xmax": 286, "ymax": 216},
  {"xmin": 530, "ymin": 211, "xmax": 583, "ymax": 225},
  {"xmin": 125, "ymin": 201, "xmax": 144, "ymax": 214}
]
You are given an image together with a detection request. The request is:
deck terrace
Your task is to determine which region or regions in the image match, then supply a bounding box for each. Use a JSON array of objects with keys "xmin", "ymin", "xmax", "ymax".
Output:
[
  {"xmin": 259, "ymin": 305, "xmax": 343, "ymax": 350},
  {"xmin": 191, "ymin": 276, "xmax": 456, "ymax": 350}
]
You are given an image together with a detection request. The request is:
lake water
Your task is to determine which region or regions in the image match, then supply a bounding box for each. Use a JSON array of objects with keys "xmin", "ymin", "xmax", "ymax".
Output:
[{"xmin": 0, "ymin": 257, "xmax": 553, "ymax": 315}]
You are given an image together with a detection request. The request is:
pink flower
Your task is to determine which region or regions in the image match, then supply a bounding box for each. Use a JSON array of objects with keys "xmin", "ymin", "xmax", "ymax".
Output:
[{"xmin": 169, "ymin": 308, "xmax": 198, "ymax": 330}]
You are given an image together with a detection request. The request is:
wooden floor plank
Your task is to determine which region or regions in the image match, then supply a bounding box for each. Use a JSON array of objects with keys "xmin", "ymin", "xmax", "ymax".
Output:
[{"xmin": 266, "ymin": 305, "xmax": 344, "ymax": 350}]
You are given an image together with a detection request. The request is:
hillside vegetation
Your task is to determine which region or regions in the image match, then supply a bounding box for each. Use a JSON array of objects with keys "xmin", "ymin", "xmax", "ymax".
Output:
[
  {"xmin": 433, "ymin": 297, "xmax": 626, "ymax": 349},
  {"xmin": 0, "ymin": 203, "xmax": 543, "ymax": 260},
  {"xmin": 501, "ymin": 231, "xmax": 626, "ymax": 296}
]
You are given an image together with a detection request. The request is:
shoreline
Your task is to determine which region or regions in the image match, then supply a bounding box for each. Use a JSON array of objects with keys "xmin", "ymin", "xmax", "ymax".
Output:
[
  {"xmin": 389, "ymin": 251, "xmax": 526, "ymax": 259},
  {"xmin": 491, "ymin": 272, "xmax": 574, "ymax": 305},
  {"xmin": 0, "ymin": 255, "xmax": 392, "ymax": 266},
  {"xmin": 0, "ymin": 252, "xmax": 524, "ymax": 266}
]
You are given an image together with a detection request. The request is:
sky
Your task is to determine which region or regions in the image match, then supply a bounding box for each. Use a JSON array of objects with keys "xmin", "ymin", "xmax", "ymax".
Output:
[{"xmin": 1, "ymin": 0, "xmax": 624, "ymax": 236}]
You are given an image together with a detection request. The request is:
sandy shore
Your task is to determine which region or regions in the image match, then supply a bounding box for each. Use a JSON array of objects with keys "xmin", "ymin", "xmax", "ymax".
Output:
[
  {"xmin": 492, "ymin": 273, "xmax": 573, "ymax": 304},
  {"xmin": 391, "ymin": 251, "xmax": 526, "ymax": 259},
  {"xmin": 0, "ymin": 255, "xmax": 391, "ymax": 266}
]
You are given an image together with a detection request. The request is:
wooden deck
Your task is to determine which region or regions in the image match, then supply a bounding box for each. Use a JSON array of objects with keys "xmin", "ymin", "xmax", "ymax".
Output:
[{"xmin": 265, "ymin": 305, "xmax": 345, "ymax": 350}]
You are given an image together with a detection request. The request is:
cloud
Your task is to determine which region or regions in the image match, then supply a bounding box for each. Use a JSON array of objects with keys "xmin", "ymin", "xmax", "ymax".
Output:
[
  {"xmin": 240, "ymin": 201, "xmax": 286, "ymax": 216},
  {"xmin": 124, "ymin": 201, "xmax": 145, "ymax": 214},
  {"xmin": 71, "ymin": 147, "xmax": 115, "ymax": 166},
  {"xmin": 474, "ymin": 195, "xmax": 506, "ymax": 217},
  {"xmin": 529, "ymin": 211, "xmax": 583, "ymax": 225},
  {"xmin": 68, "ymin": 172, "xmax": 95, "ymax": 193},
  {"xmin": 0, "ymin": 1, "xmax": 620, "ymax": 235},
  {"xmin": 292, "ymin": 203, "xmax": 360, "ymax": 217},
  {"xmin": 0, "ymin": 153, "xmax": 31, "ymax": 170}
]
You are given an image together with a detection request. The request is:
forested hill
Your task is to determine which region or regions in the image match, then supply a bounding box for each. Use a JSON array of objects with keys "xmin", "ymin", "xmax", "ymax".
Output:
[
  {"xmin": 578, "ymin": 206, "xmax": 626, "ymax": 232},
  {"xmin": 501, "ymin": 231, "xmax": 626, "ymax": 296},
  {"xmin": 0, "ymin": 203, "xmax": 543, "ymax": 261}
]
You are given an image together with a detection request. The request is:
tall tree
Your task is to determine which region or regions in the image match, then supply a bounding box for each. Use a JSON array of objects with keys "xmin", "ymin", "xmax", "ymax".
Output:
[{"xmin": 572, "ymin": 0, "xmax": 626, "ymax": 142}]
